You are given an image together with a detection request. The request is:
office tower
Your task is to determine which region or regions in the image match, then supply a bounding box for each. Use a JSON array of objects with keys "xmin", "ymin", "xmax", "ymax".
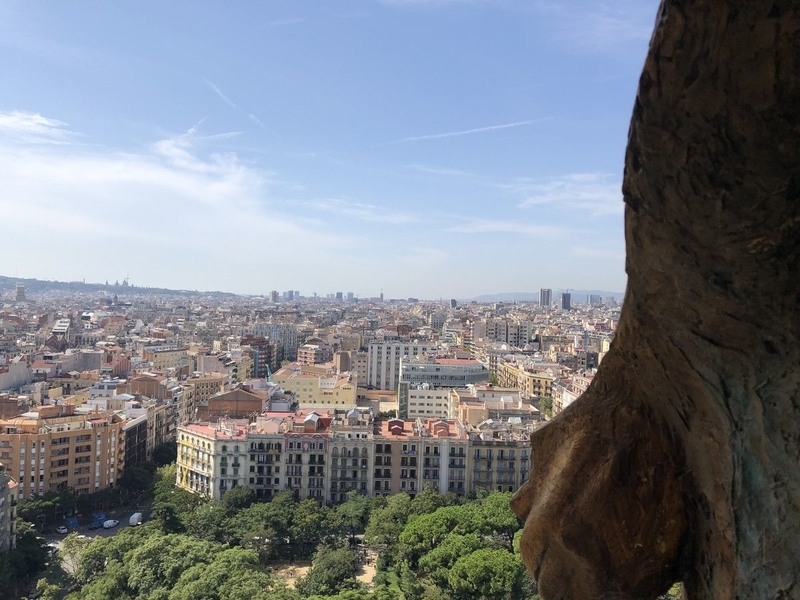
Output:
[
  {"xmin": 561, "ymin": 292, "xmax": 572, "ymax": 310},
  {"xmin": 539, "ymin": 288, "xmax": 552, "ymax": 307}
]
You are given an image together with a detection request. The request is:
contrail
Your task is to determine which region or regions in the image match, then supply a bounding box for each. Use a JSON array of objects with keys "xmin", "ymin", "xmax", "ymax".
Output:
[{"xmin": 380, "ymin": 118, "xmax": 551, "ymax": 145}]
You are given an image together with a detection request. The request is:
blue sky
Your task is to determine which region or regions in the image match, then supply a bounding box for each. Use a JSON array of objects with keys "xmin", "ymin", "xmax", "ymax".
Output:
[{"xmin": 0, "ymin": 0, "xmax": 658, "ymax": 299}]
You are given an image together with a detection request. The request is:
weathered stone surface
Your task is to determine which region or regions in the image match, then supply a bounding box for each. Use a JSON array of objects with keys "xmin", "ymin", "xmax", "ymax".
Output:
[{"xmin": 511, "ymin": 2, "xmax": 800, "ymax": 599}]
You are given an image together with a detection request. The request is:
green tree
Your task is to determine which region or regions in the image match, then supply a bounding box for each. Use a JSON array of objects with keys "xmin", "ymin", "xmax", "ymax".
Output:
[
  {"xmin": 538, "ymin": 396, "xmax": 553, "ymax": 418},
  {"xmin": 152, "ymin": 502, "xmax": 185, "ymax": 534},
  {"xmin": 75, "ymin": 524, "xmax": 152, "ymax": 585},
  {"xmin": 294, "ymin": 545, "xmax": 360, "ymax": 597},
  {"xmin": 289, "ymin": 500, "xmax": 336, "ymax": 557},
  {"xmin": 151, "ymin": 464, "xmax": 205, "ymax": 532},
  {"xmin": 397, "ymin": 505, "xmax": 464, "ymax": 566},
  {"xmin": 32, "ymin": 578, "xmax": 60, "ymax": 600},
  {"xmin": 169, "ymin": 546, "xmax": 275, "ymax": 600},
  {"xmin": 152, "ymin": 441, "xmax": 178, "ymax": 466},
  {"xmin": 447, "ymin": 549, "xmax": 525, "ymax": 600},
  {"xmin": 60, "ymin": 531, "xmax": 92, "ymax": 578},
  {"xmin": 365, "ymin": 493, "xmax": 412, "ymax": 550},
  {"xmin": 409, "ymin": 486, "xmax": 452, "ymax": 517},
  {"xmin": 477, "ymin": 492, "xmax": 520, "ymax": 541},
  {"xmin": 119, "ymin": 465, "xmax": 154, "ymax": 497},
  {"xmin": 335, "ymin": 491, "xmax": 371, "ymax": 540},
  {"xmin": 417, "ymin": 533, "xmax": 484, "ymax": 589},
  {"xmin": 17, "ymin": 490, "xmax": 71, "ymax": 525},
  {"xmin": 186, "ymin": 503, "xmax": 228, "ymax": 542},
  {"xmin": 220, "ymin": 485, "xmax": 256, "ymax": 513},
  {"xmin": 66, "ymin": 559, "xmax": 133, "ymax": 600},
  {"xmin": 124, "ymin": 533, "xmax": 217, "ymax": 598}
]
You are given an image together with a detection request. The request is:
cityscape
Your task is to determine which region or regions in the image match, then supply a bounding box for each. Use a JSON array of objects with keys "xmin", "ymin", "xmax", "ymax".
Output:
[{"xmin": 0, "ymin": 277, "xmax": 621, "ymax": 597}]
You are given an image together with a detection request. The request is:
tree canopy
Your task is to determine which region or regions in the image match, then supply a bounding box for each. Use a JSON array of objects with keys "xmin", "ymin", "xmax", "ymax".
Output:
[{"xmin": 48, "ymin": 465, "xmax": 535, "ymax": 600}]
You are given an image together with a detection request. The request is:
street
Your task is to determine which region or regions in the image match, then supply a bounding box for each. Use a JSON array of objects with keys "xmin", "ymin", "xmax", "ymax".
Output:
[{"xmin": 41, "ymin": 507, "xmax": 150, "ymax": 552}]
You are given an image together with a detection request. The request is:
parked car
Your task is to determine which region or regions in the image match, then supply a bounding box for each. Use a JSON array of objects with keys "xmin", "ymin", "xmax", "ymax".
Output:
[
  {"xmin": 88, "ymin": 521, "xmax": 103, "ymax": 530},
  {"xmin": 56, "ymin": 526, "xmax": 68, "ymax": 534},
  {"xmin": 129, "ymin": 512, "xmax": 143, "ymax": 526},
  {"xmin": 103, "ymin": 519, "xmax": 119, "ymax": 529}
]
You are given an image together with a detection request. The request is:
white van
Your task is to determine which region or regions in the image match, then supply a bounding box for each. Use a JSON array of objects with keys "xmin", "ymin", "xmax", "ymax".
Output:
[{"xmin": 129, "ymin": 512, "xmax": 143, "ymax": 526}]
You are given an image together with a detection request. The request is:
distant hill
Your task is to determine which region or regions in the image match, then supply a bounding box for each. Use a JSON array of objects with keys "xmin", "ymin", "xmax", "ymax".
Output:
[
  {"xmin": 469, "ymin": 290, "xmax": 625, "ymax": 303},
  {"xmin": 0, "ymin": 274, "xmax": 240, "ymax": 299}
]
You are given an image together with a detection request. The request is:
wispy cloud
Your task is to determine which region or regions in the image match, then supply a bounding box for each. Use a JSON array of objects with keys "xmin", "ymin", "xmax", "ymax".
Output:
[
  {"xmin": 380, "ymin": 118, "xmax": 550, "ymax": 145},
  {"xmin": 533, "ymin": 1, "xmax": 654, "ymax": 54},
  {"xmin": 265, "ymin": 17, "xmax": 306, "ymax": 27},
  {"xmin": 407, "ymin": 163, "xmax": 472, "ymax": 177},
  {"xmin": 307, "ymin": 199, "xmax": 418, "ymax": 224},
  {"xmin": 515, "ymin": 172, "xmax": 622, "ymax": 216},
  {"xmin": 0, "ymin": 110, "xmax": 75, "ymax": 144},
  {"xmin": 248, "ymin": 113, "xmax": 265, "ymax": 127},
  {"xmin": 0, "ymin": 111, "xmax": 354, "ymax": 292},
  {"xmin": 446, "ymin": 218, "xmax": 567, "ymax": 237},
  {"xmin": 203, "ymin": 77, "xmax": 237, "ymax": 109}
]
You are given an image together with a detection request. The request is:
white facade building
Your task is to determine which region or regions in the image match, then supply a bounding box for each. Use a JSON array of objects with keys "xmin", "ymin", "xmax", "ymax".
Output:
[{"xmin": 366, "ymin": 342, "xmax": 436, "ymax": 390}]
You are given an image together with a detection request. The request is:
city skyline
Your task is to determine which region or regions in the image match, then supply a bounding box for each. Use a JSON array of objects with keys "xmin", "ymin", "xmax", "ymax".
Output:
[
  {"xmin": 0, "ymin": 0, "xmax": 658, "ymax": 298},
  {"xmin": 1, "ymin": 274, "xmax": 624, "ymax": 302}
]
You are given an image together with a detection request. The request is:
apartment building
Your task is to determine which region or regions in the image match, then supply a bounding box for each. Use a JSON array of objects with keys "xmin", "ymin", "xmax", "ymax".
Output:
[
  {"xmin": 396, "ymin": 384, "xmax": 451, "ymax": 420},
  {"xmin": 366, "ymin": 341, "xmax": 436, "ymax": 390},
  {"xmin": 240, "ymin": 335, "xmax": 280, "ymax": 378},
  {"xmin": 272, "ymin": 363, "xmax": 357, "ymax": 407},
  {"xmin": 176, "ymin": 420, "xmax": 249, "ymax": 501},
  {"xmin": 238, "ymin": 323, "xmax": 298, "ymax": 362},
  {"xmin": 333, "ymin": 351, "xmax": 368, "ymax": 384},
  {"xmin": 0, "ymin": 473, "xmax": 18, "ymax": 551},
  {"xmin": 196, "ymin": 351, "xmax": 251, "ymax": 386},
  {"xmin": 245, "ymin": 417, "xmax": 286, "ymax": 500},
  {"xmin": 471, "ymin": 435, "xmax": 530, "ymax": 494},
  {"xmin": 283, "ymin": 411, "xmax": 331, "ymax": 501},
  {"xmin": 185, "ymin": 373, "xmax": 225, "ymax": 405},
  {"xmin": 297, "ymin": 340, "xmax": 333, "ymax": 366},
  {"xmin": 497, "ymin": 361, "xmax": 557, "ymax": 400},
  {"xmin": 176, "ymin": 411, "xmax": 532, "ymax": 504},
  {"xmin": 329, "ymin": 408, "xmax": 373, "ymax": 503},
  {"xmin": 471, "ymin": 319, "xmax": 535, "ymax": 346},
  {"xmin": 143, "ymin": 346, "xmax": 188, "ymax": 371},
  {"xmin": 0, "ymin": 404, "xmax": 125, "ymax": 499}
]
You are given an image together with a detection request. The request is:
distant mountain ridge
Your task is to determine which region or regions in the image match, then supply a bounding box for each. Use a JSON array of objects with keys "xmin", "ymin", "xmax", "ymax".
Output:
[
  {"xmin": 0, "ymin": 274, "xmax": 239, "ymax": 298},
  {"xmin": 469, "ymin": 290, "xmax": 625, "ymax": 302}
]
